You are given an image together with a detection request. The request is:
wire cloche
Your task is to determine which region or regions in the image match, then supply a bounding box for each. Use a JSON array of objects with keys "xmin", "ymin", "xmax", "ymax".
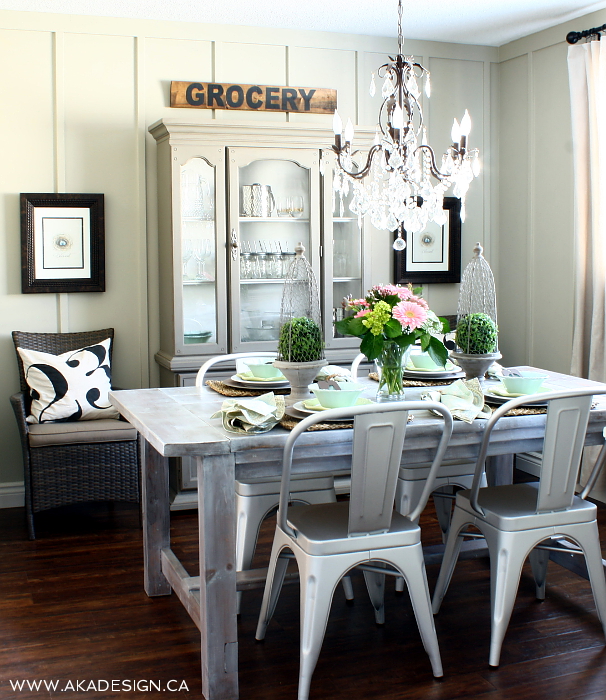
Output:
[
  {"xmin": 454, "ymin": 242, "xmax": 499, "ymax": 356},
  {"xmin": 277, "ymin": 243, "xmax": 325, "ymax": 363}
]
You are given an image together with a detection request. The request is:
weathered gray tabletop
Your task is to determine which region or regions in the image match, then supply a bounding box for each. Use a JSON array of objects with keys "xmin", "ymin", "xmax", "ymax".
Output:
[{"xmin": 110, "ymin": 367, "xmax": 606, "ymax": 700}]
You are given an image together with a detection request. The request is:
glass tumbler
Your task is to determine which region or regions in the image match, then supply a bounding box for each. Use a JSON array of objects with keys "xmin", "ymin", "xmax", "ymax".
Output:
[
  {"xmin": 254, "ymin": 252, "xmax": 267, "ymax": 279},
  {"xmin": 240, "ymin": 252, "xmax": 252, "ymax": 279}
]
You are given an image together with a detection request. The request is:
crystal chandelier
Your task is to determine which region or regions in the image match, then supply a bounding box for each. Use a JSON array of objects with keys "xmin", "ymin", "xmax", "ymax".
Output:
[{"xmin": 331, "ymin": 0, "xmax": 481, "ymax": 251}]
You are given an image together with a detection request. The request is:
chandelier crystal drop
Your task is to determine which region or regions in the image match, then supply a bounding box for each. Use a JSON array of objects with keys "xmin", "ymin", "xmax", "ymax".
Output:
[{"xmin": 331, "ymin": 0, "xmax": 480, "ymax": 250}]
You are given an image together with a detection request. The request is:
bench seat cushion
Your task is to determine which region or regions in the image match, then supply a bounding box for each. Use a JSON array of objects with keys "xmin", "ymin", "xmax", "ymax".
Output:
[{"xmin": 28, "ymin": 419, "xmax": 137, "ymax": 447}]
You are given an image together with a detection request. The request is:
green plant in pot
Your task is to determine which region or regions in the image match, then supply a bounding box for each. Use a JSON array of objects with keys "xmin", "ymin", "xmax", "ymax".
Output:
[
  {"xmin": 274, "ymin": 317, "xmax": 327, "ymax": 405},
  {"xmin": 451, "ymin": 312, "xmax": 501, "ymax": 380},
  {"xmin": 277, "ymin": 317, "xmax": 323, "ymax": 363}
]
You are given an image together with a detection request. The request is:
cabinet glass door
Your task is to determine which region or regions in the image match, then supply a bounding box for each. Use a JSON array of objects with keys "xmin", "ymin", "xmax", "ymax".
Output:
[
  {"xmin": 228, "ymin": 147, "xmax": 320, "ymax": 351},
  {"xmin": 174, "ymin": 149, "xmax": 227, "ymax": 356},
  {"xmin": 322, "ymin": 152, "xmax": 369, "ymax": 349}
]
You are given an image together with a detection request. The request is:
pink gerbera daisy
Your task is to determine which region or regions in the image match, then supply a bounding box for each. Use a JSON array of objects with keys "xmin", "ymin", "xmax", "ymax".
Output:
[
  {"xmin": 410, "ymin": 295, "xmax": 429, "ymax": 309},
  {"xmin": 354, "ymin": 309, "xmax": 370, "ymax": 318},
  {"xmin": 393, "ymin": 300, "xmax": 427, "ymax": 331}
]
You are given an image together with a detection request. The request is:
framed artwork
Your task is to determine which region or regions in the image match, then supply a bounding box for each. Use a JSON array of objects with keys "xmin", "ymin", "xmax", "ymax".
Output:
[
  {"xmin": 394, "ymin": 197, "xmax": 462, "ymax": 285},
  {"xmin": 20, "ymin": 193, "xmax": 105, "ymax": 293}
]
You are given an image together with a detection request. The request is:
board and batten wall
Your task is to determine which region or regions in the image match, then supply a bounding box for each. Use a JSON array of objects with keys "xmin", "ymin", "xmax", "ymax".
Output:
[
  {"xmin": 495, "ymin": 8, "xmax": 606, "ymax": 374},
  {"xmin": 0, "ymin": 7, "xmax": 501, "ymax": 506},
  {"xmin": 496, "ymin": 8, "xmax": 606, "ymax": 502}
]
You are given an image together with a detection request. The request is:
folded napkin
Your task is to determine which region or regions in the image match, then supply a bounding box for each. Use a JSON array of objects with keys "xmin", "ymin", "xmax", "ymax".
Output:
[
  {"xmin": 488, "ymin": 384, "xmax": 529, "ymax": 398},
  {"xmin": 236, "ymin": 371, "xmax": 286, "ymax": 382},
  {"xmin": 421, "ymin": 378, "xmax": 492, "ymax": 423},
  {"xmin": 315, "ymin": 365, "xmax": 352, "ymax": 382},
  {"xmin": 486, "ymin": 362, "xmax": 504, "ymax": 379},
  {"xmin": 210, "ymin": 392, "xmax": 285, "ymax": 434}
]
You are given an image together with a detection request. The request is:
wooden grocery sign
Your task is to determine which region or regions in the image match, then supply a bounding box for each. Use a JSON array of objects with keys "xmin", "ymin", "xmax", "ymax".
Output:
[{"xmin": 171, "ymin": 81, "xmax": 336, "ymax": 114}]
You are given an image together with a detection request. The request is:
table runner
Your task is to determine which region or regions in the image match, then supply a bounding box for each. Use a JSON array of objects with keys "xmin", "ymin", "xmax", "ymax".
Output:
[{"xmin": 207, "ymin": 379, "xmax": 548, "ymax": 427}]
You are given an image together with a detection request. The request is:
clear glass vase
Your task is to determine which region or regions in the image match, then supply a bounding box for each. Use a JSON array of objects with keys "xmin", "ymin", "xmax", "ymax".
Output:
[{"xmin": 375, "ymin": 340, "xmax": 407, "ymax": 402}]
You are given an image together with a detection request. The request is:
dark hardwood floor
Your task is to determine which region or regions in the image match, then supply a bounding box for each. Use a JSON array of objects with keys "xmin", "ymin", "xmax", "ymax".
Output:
[{"xmin": 2, "ymin": 482, "xmax": 606, "ymax": 700}]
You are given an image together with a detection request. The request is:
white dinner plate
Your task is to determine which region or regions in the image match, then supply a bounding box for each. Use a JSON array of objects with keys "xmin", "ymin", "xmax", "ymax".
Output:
[
  {"xmin": 293, "ymin": 398, "xmax": 374, "ymax": 415},
  {"xmin": 483, "ymin": 390, "xmax": 548, "ymax": 407},
  {"xmin": 403, "ymin": 369, "xmax": 464, "ymax": 379},
  {"xmin": 285, "ymin": 405, "xmax": 356, "ymax": 423},
  {"xmin": 229, "ymin": 374, "xmax": 289, "ymax": 388}
]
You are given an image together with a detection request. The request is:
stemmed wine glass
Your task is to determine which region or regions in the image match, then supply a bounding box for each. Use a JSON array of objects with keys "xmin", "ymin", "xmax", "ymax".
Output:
[
  {"xmin": 182, "ymin": 238, "xmax": 193, "ymax": 279},
  {"xmin": 194, "ymin": 239, "xmax": 212, "ymax": 280}
]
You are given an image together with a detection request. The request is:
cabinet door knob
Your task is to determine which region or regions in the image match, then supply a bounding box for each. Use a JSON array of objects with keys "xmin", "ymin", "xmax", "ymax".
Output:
[{"xmin": 230, "ymin": 229, "xmax": 239, "ymax": 260}]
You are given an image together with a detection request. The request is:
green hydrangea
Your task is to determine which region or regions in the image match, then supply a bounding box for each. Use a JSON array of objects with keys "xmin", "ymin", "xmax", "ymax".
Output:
[{"xmin": 362, "ymin": 300, "xmax": 391, "ymax": 336}]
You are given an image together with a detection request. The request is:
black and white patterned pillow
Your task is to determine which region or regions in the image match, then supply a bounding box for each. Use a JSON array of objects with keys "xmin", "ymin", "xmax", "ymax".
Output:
[{"xmin": 18, "ymin": 338, "xmax": 120, "ymax": 424}]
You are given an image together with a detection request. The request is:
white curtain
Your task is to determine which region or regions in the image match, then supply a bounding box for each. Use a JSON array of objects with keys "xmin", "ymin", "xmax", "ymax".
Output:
[
  {"xmin": 568, "ymin": 40, "xmax": 606, "ymax": 497},
  {"xmin": 569, "ymin": 40, "xmax": 606, "ymax": 381}
]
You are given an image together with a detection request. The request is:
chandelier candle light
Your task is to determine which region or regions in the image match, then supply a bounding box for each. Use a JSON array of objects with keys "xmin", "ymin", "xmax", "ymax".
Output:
[{"xmin": 331, "ymin": 0, "xmax": 480, "ymax": 250}]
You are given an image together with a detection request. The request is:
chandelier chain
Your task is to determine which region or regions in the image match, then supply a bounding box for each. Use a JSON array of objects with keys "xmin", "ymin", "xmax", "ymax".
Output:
[{"xmin": 397, "ymin": 0, "xmax": 403, "ymax": 56}]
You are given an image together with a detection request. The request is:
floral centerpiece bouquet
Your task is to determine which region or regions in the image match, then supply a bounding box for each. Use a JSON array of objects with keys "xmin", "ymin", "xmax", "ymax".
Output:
[{"xmin": 335, "ymin": 284, "xmax": 449, "ymax": 401}]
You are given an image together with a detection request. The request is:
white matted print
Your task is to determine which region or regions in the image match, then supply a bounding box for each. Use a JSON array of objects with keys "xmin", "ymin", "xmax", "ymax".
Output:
[
  {"xmin": 406, "ymin": 212, "xmax": 450, "ymax": 272},
  {"xmin": 34, "ymin": 208, "xmax": 90, "ymax": 278},
  {"xmin": 394, "ymin": 197, "xmax": 462, "ymax": 285},
  {"xmin": 21, "ymin": 193, "xmax": 105, "ymax": 294}
]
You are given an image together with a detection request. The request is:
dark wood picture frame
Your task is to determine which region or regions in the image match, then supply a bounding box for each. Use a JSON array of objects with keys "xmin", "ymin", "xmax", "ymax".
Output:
[
  {"xmin": 394, "ymin": 196, "xmax": 462, "ymax": 285},
  {"xmin": 20, "ymin": 193, "xmax": 105, "ymax": 294}
]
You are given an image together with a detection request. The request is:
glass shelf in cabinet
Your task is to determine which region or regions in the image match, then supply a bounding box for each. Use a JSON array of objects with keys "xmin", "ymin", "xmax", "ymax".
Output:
[
  {"xmin": 333, "ymin": 277, "xmax": 362, "ymax": 283},
  {"xmin": 239, "ymin": 217, "xmax": 309, "ymax": 223},
  {"xmin": 240, "ymin": 278, "xmax": 285, "ymax": 284},
  {"xmin": 183, "ymin": 278, "xmax": 216, "ymax": 285}
]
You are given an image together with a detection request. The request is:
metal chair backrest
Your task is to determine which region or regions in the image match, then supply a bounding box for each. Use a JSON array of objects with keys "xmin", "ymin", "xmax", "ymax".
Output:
[
  {"xmin": 277, "ymin": 401, "xmax": 453, "ymax": 536},
  {"xmin": 12, "ymin": 328, "xmax": 115, "ymax": 396},
  {"xmin": 468, "ymin": 387, "xmax": 606, "ymax": 515},
  {"xmin": 350, "ymin": 353, "xmax": 365, "ymax": 381},
  {"xmin": 195, "ymin": 351, "xmax": 277, "ymax": 387}
]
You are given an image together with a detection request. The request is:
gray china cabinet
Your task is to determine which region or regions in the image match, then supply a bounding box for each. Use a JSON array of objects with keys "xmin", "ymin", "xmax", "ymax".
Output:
[{"xmin": 149, "ymin": 119, "xmax": 373, "ymax": 507}]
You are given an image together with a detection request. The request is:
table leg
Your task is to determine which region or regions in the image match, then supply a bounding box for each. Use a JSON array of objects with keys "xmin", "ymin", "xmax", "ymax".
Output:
[
  {"xmin": 198, "ymin": 453, "xmax": 239, "ymax": 700},
  {"xmin": 141, "ymin": 437, "xmax": 171, "ymax": 596},
  {"xmin": 486, "ymin": 453, "xmax": 514, "ymax": 486}
]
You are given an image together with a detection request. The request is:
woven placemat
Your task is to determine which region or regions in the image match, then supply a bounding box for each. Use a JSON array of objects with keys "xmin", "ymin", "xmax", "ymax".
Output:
[
  {"xmin": 279, "ymin": 417, "xmax": 353, "ymax": 431},
  {"xmin": 368, "ymin": 371, "xmax": 459, "ymax": 388},
  {"xmin": 503, "ymin": 406, "xmax": 547, "ymax": 416},
  {"xmin": 206, "ymin": 379, "xmax": 290, "ymax": 397}
]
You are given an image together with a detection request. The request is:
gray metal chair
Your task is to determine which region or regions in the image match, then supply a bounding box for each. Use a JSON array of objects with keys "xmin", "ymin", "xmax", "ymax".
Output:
[
  {"xmin": 11, "ymin": 329, "xmax": 140, "ymax": 539},
  {"xmin": 432, "ymin": 388, "xmax": 606, "ymax": 667},
  {"xmin": 351, "ymin": 352, "xmax": 479, "ymax": 543},
  {"xmin": 256, "ymin": 400, "xmax": 453, "ymax": 700},
  {"xmin": 196, "ymin": 352, "xmax": 353, "ymax": 612}
]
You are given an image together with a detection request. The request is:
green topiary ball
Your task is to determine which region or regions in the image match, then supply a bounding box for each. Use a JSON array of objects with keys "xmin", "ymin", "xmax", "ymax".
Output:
[
  {"xmin": 278, "ymin": 317, "xmax": 323, "ymax": 362},
  {"xmin": 455, "ymin": 313, "xmax": 498, "ymax": 354}
]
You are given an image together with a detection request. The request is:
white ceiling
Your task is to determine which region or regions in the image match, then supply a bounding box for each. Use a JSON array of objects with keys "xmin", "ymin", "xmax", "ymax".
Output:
[{"xmin": 1, "ymin": 0, "xmax": 605, "ymax": 46}]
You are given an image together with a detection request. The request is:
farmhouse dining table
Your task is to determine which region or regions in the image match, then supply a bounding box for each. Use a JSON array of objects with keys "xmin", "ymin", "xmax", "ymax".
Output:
[{"xmin": 109, "ymin": 366, "xmax": 606, "ymax": 700}]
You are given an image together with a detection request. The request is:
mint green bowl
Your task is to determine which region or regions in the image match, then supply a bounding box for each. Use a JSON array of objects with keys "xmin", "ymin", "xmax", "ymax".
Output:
[
  {"xmin": 410, "ymin": 353, "xmax": 442, "ymax": 370},
  {"xmin": 245, "ymin": 363, "xmax": 283, "ymax": 379},
  {"xmin": 309, "ymin": 383, "xmax": 366, "ymax": 408},
  {"xmin": 500, "ymin": 372, "xmax": 548, "ymax": 395}
]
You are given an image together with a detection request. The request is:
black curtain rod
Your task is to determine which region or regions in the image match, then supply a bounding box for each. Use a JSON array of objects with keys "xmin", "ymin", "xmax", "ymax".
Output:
[{"xmin": 567, "ymin": 23, "xmax": 606, "ymax": 44}]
